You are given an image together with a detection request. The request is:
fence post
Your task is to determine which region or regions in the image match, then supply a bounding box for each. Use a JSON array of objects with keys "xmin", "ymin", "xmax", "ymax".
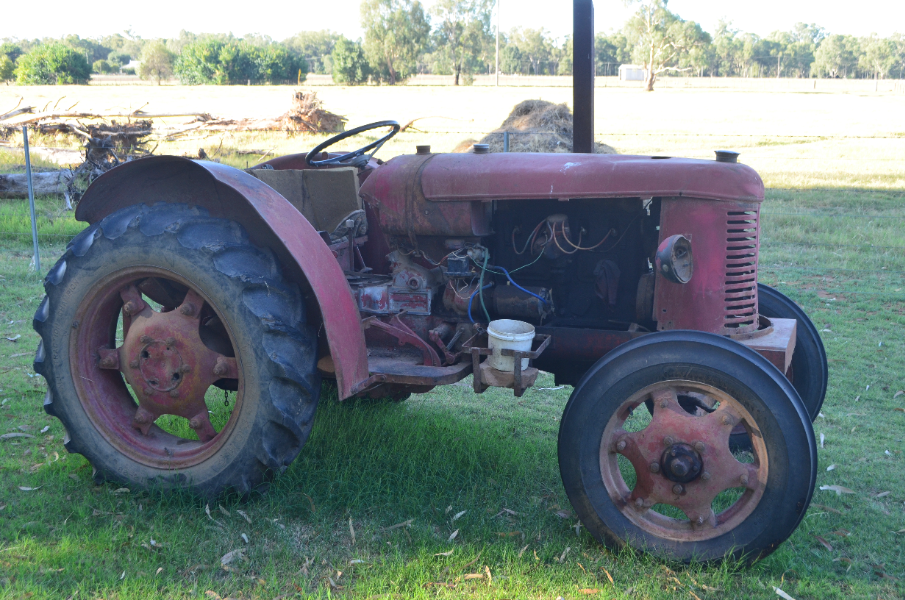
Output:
[
  {"xmin": 22, "ymin": 125, "xmax": 41, "ymax": 273},
  {"xmin": 504, "ymin": 131, "xmax": 510, "ymax": 152}
]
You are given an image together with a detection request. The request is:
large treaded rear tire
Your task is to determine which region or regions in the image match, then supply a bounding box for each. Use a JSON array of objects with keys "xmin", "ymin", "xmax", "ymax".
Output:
[{"xmin": 33, "ymin": 203, "xmax": 320, "ymax": 499}]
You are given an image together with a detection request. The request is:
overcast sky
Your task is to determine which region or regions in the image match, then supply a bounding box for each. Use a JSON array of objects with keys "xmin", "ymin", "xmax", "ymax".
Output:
[{"xmin": 2, "ymin": 0, "xmax": 901, "ymax": 42}]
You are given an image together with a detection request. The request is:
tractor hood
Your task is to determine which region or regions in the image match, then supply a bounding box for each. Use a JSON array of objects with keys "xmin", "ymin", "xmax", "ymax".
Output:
[{"xmin": 363, "ymin": 152, "xmax": 764, "ymax": 204}]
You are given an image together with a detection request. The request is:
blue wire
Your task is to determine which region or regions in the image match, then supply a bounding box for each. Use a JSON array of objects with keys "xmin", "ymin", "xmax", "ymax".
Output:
[
  {"xmin": 468, "ymin": 283, "xmax": 495, "ymax": 323},
  {"xmin": 489, "ymin": 265, "xmax": 551, "ymax": 306}
]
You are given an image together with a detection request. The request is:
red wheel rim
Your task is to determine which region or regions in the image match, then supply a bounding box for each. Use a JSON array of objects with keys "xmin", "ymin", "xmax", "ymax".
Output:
[
  {"xmin": 70, "ymin": 266, "xmax": 244, "ymax": 469},
  {"xmin": 600, "ymin": 381, "xmax": 768, "ymax": 542}
]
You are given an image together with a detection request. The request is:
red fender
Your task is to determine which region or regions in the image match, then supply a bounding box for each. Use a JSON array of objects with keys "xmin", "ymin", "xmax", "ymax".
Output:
[{"xmin": 75, "ymin": 155, "xmax": 369, "ymax": 399}]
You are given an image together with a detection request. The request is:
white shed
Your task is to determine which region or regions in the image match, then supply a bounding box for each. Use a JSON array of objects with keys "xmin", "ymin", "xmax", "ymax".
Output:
[{"xmin": 618, "ymin": 64, "xmax": 646, "ymax": 81}]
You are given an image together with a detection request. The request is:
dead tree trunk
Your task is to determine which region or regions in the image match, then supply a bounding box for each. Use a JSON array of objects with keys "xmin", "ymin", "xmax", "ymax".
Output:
[{"xmin": 0, "ymin": 171, "xmax": 69, "ymax": 199}]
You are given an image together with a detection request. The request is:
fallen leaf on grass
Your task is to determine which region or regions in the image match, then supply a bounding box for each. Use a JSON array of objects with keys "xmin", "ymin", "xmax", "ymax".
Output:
[
  {"xmin": 601, "ymin": 567, "xmax": 614, "ymax": 584},
  {"xmin": 829, "ymin": 529, "xmax": 851, "ymax": 537},
  {"xmin": 220, "ymin": 549, "xmax": 245, "ymax": 566},
  {"xmin": 774, "ymin": 587, "xmax": 796, "ymax": 600},
  {"xmin": 894, "ymin": 390, "xmax": 904, "ymax": 399},
  {"xmin": 894, "ymin": 408, "xmax": 905, "ymax": 413},
  {"xmin": 236, "ymin": 509, "xmax": 251, "ymax": 524},
  {"xmin": 554, "ymin": 510, "xmax": 572, "ymax": 519},
  {"xmin": 557, "ymin": 546, "xmax": 571, "ymax": 562},
  {"xmin": 382, "ymin": 519, "xmax": 413, "ymax": 531},
  {"xmin": 434, "ymin": 550, "xmax": 454, "ymax": 557},
  {"xmin": 4, "ymin": 335, "xmax": 21, "ymax": 342},
  {"xmin": 875, "ymin": 491, "xmax": 891, "ymax": 498},
  {"xmin": 463, "ymin": 573, "xmax": 484, "ymax": 580},
  {"xmin": 18, "ymin": 486, "xmax": 41, "ymax": 491},
  {"xmin": 826, "ymin": 464, "xmax": 836, "ymax": 471},
  {"xmin": 701, "ymin": 585, "xmax": 722, "ymax": 592},
  {"xmin": 9, "ymin": 353, "xmax": 28, "ymax": 358},
  {"xmin": 811, "ymin": 503, "xmax": 844, "ymax": 514},
  {"xmin": 833, "ymin": 557, "xmax": 853, "ymax": 572},
  {"xmin": 820, "ymin": 433, "xmax": 825, "ymax": 448},
  {"xmin": 452, "ymin": 510, "xmax": 467, "ymax": 521},
  {"xmin": 447, "ymin": 529, "xmax": 459, "ymax": 542},
  {"xmin": 1, "ymin": 433, "xmax": 34, "ymax": 440},
  {"xmin": 112, "ymin": 488, "xmax": 130, "ymax": 494},
  {"xmin": 205, "ymin": 592, "xmax": 223, "ymax": 600},
  {"xmin": 813, "ymin": 535, "xmax": 833, "ymax": 551},
  {"xmin": 579, "ymin": 589, "xmax": 599, "ymax": 595},
  {"xmin": 496, "ymin": 531, "xmax": 521, "ymax": 537},
  {"xmin": 820, "ymin": 485, "xmax": 855, "ymax": 495},
  {"xmin": 218, "ymin": 504, "xmax": 230, "ymax": 517},
  {"xmin": 875, "ymin": 571, "xmax": 898, "ymax": 581},
  {"xmin": 40, "ymin": 426, "xmax": 49, "ymax": 433},
  {"xmin": 240, "ymin": 533, "xmax": 249, "ymax": 544}
]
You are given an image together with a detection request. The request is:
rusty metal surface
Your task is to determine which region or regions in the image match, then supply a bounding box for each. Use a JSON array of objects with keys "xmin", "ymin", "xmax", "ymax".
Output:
[
  {"xmin": 74, "ymin": 156, "xmax": 369, "ymax": 400},
  {"xmin": 388, "ymin": 153, "xmax": 766, "ymax": 203},
  {"xmin": 736, "ymin": 317, "xmax": 797, "ymax": 374},
  {"xmin": 358, "ymin": 153, "xmax": 493, "ymax": 239},
  {"xmin": 653, "ymin": 198, "xmax": 761, "ymax": 335},
  {"xmin": 602, "ymin": 382, "xmax": 768, "ymax": 541}
]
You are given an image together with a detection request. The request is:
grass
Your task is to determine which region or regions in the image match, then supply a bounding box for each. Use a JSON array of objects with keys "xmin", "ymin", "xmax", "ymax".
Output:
[{"xmin": 1, "ymin": 84, "xmax": 904, "ymax": 599}]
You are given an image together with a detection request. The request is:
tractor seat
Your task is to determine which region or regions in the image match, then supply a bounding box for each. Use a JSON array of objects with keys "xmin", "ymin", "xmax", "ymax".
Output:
[{"xmin": 247, "ymin": 166, "xmax": 366, "ymax": 241}]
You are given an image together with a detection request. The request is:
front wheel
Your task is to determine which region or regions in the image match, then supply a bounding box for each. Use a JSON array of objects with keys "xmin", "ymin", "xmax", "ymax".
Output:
[
  {"xmin": 558, "ymin": 331, "xmax": 816, "ymax": 563},
  {"xmin": 33, "ymin": 203, "xmax": 321, "ymax": 498}
]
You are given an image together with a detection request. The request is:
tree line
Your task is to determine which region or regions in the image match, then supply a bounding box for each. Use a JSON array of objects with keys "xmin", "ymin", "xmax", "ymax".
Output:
[{"xmin": 1, "ymin": 0, "xmax": 903, "ymax": 89}]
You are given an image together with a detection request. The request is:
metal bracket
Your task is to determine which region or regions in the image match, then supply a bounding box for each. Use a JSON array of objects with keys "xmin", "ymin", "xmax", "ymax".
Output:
[{"xmin": 470, "ymin": 333, "xmax": 552, "ymax": 397}]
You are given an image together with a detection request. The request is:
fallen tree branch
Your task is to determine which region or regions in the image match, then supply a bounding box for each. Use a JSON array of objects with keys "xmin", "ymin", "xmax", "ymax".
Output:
[{"xmin": 0, "ymin": 170, "xmax": 70, "ymax": 199}]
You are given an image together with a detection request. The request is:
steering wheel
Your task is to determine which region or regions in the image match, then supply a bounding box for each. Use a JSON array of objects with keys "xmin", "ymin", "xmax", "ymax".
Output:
[{"xmin": 305, "ymin": 120, "xmax": 400, "ymax": 167}]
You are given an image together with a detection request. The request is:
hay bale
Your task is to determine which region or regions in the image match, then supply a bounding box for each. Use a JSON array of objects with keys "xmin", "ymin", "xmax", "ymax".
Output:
[{"xmin": 456, "ymin": 99, "xmax": 616, "ymax": 154}]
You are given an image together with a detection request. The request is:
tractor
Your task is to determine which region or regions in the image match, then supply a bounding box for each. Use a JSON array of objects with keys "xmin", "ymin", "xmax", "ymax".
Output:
[{"xmin": 31, "ymin": 3, "xmax": 825, "ymax": 564}]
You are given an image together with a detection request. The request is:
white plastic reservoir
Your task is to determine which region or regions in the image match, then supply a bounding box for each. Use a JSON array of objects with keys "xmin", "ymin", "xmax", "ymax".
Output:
[{"xmin": 487, "ymin": 319, "xmax": 535, "ymax": 372}]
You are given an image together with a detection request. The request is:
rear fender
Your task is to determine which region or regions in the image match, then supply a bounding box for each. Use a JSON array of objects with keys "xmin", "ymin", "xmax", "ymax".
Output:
[{"xmin": 75, "ymin": 155, "xmax": 368, "ymax": 399}]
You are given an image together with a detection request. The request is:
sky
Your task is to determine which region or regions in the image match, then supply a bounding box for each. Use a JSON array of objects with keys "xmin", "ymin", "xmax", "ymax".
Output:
[{"xmin": 1, "ymin": 0, "xmax": 902, "ymax": 43}]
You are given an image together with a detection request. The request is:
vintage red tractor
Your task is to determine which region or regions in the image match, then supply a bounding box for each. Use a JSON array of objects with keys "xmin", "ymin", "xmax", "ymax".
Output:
[{"xmin": 32, "ymin": 118, "xmax": 825, "ymax": 563}]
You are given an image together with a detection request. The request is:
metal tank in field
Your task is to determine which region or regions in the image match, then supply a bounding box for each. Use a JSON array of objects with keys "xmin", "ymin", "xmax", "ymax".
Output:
[{"xmin": 31, "ymin": 0, "xmax": 824, "ymax": 564}]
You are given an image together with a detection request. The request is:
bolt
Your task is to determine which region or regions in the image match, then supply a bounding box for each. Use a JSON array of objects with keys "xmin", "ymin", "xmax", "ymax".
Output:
[
  {"xmin": 722, "ymin": 414, "xmax": 732, "ymax": 426},
  {"xmin": 143, "ymin": 387, "xmax": 152, "ymax": 396},
  {"xmin": 672, "ymin": 484, "xmax": 684, "ymax": 495},
  {"xmin": 72, "ymin": 321, "xmax": 79, "ymax": 329},
  {"xmin": 179, "ymin": 364, "xmax": 191, "ymax": 374},
  {"xmin": 213, "ymin": 363, "xmax": 227, "ymax": 377},
  {"xmin": 663, "ymin": 436, "xmax": 676, "ymax": 446},
  {"xmin": 615, "ymin": 440, "xmax": 626, "ymax": 452},
  {"xmin": 701, "ymin": 471, "xmax": 711, "ymax": 481},
  {"xmin": 649, "ymin": 462, "xmax": 660, "ymax": 474},
  {"xmin": 189, "ymin": 418, "xmax": 200, "ymax": 430},
  {"xmin": 134, "ymin": 413, "xmax": 148, "ymax": 424},
  {"xmin": 180, "ymin": 303, "xmax": 195, "ymax": 317},
  {"xmin": 123, "ymin": 301, "xmax": 136, "ymax": 315},
  {"xmin": 634, "ymin": 497, "xmax": 644, "ymax": 508},
  {"xmin": 740, "ymin": 474, "xmax": 749, "ymax": 486},
  {"xmin": 99, "ymin": 356, "xmax": 114, "ymax": 369},
  {"xmin": 169, "ymin": 390, "xmax": 179, "ymax": 398},
  {"xmin": 694, "ymin": 441, "xmax": 705, "ymax": 453},
  {"xmin": 697, "ymin": 515, "xmax": 705, "ymax": 526},
  {"xmin": 165, "ymin": 337, "xmax": 176, "ymax": 347},
  {"xmin": 140, "ymin": 335, "xmax": 152, "ymax": 344},
  {"xmin": 129, "ymin": 360, "xmax": 139, "ymax": 369},
  {"xmin": 659, "ymin": 398, "xmax": 668, "ymax": 408}
]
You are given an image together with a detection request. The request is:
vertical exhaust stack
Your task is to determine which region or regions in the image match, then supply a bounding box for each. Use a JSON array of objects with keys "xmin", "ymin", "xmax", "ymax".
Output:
[{"xmin": 573, "ymin": 0, "xmax": 595, "ymax": 154}]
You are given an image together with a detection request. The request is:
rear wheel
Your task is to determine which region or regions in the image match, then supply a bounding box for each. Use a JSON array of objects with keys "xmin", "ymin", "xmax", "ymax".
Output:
[
  {"xmin": 558, "ymin": 331, "xmax": 816, "ymax": 563},
  {"xmin": 34, "ymin": 203, "xmax": 320, "ymax": 498},
  {"xmin": 757, "ymin": 283, "xmax": 827, "ymax": 421}
]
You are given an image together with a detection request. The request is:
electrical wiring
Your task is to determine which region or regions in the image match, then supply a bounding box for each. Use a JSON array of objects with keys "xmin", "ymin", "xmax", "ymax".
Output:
[
  {"xmin": 560, "ymin": 222, "xmax": 613, "ymax": 251},
  {"xmin": 550, "ymin": 221, "xmax": 581, "ymax": 255},
  {"xmin": 468, "ymin": 283, "xmax": 495, "ymax": 323},
  {"xmin": 511, "ymin": 218, "xmax": 547, "ymax": 255}
]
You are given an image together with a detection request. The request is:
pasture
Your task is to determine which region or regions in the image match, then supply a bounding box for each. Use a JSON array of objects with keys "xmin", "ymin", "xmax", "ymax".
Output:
[{"xmin": 0, "ymin": 82, "xmax": 904, "ymax": 599}]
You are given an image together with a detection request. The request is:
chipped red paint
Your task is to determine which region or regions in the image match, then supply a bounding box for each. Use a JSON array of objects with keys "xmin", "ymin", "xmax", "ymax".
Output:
[
  {"xmin": 405, "ymin": 153, "xmax": 764, "ymax": 203},
  {"xmin": 75, "ymin": 156, "xmax": 369, "ymax": 399}
]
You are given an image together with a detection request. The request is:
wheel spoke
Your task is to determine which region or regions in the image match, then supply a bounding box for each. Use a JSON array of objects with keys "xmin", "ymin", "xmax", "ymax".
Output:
[{"xmin": 187, "ymin": 408, "xmax": 218, "ymax": 443}]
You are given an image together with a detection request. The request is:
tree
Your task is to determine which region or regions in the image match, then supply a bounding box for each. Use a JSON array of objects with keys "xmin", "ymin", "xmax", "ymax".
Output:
[
  {"xmin": 596, "ymin": 32, "xmax": 631, "ymax": 76},
  {"xmin": 623, "ymin": 0, "xmax": 708, "ymax": 90},
  {"xmin": 0, "ymin": 55, "xmax": 14, "ymax": 81},
  {"xmin": 15, "ymin": 43, "xmax": 91, "ymax": 84},
  {"xmin": 508, "ymin": 28, "xmax": 552, "ymax": 75},
  {"xmin": 499, "ymin": 43, "xmax": 522, "ymax": 74},
  {"xmin": 331, "ymin": 38, "xmax": 369, "ymax": 84},
  {"xmin": 284, "ymin": 30, "xmax": 341, "ymax": 74},
  {"xmin": 431, "ymin": 0, "xmax": 493, "ymax": 85},
  {"xmin": 139, "ymin": 41, "xmax": 176, "ymax": 84},
  {"xmin": 107, "ymin": 50, "xmax": 131, "ymax": 70},
  {"xmin": 92, "ymin": 59, "xmax": 113, "ymax": 74},
  {"xmin": 814, "ymin": 35, "xmax": 856, "ymax": 78},
  {"xmin": 0, "ymin": 42, "xmax": 23, "ymax": 63},
  {"xmin": 361, "ymin": 0, "xmax": 430, "ymax": 84},
  {"xmin": 860, "ymin": 35, "xmax": 896, "ymax": 80}
]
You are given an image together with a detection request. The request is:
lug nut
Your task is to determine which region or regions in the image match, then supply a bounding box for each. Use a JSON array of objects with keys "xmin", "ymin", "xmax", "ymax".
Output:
[
  {"xmin": 189, "ymin": 418, "xmax": 200, "ymax": 430},
  {"xmin": 180, "ymin": 304, "xmax": 195, "ymax": 317},
  {"xmin": 129, "ymin": 360, "xmax": 139, "ymax": 369},
  {"xmin": 740, "ymin": 474, "xmax": 749, "ymax": 486},
  {"xmin": 649, "ymin": 462, "xmax": 660, "ymax": 474},
  {"xmin": 663, "ymin": 436, "xmax": 676, "ymax": 446},
  {"xmin": 701, "ymin": 471, "xmax": 711, "ymax": 481},
  {"xmin": 140, "ymin": 335, "xmax": 152, "ymax": 344},
  {"xmin": 123, "ymin": 301, "xmax": 136, "ymax": 315},
  {"xmin": 213, "ymin": 363, "xmax": 227, "ymax": 377},
  {"xmin": 693, "ymin": 441, "xmax": 705, "ymax": 453},
  {"xmin": 672, "ymin": 484, "xmax": 684, "ymax": 495},
  {"xmin": 99, "ymin": 356, "xmax": 115, "ymax": 368},
  {"xmin": 722, "ymin": 414, "xmax": 732, "ymax": 426},
  {"xmin": 635, "ymin": 497, "xmax": 644, "ymax": 508},
  {"xmin": 615, "ymin": 440, "xmax": 626, "ymax": 452},
  {"xmin": 697, "ymin": 515, "xmax": 705, "ymax": 526},
  {"xmin": 659, "ymin": 398, "xmax": 669, "ymax": 408}
]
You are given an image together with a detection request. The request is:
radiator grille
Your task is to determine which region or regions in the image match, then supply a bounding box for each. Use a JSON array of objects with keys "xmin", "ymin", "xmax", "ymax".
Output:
[{"xmin": 723, "ymin": 209, "xmax": 759, "ymax": 334}]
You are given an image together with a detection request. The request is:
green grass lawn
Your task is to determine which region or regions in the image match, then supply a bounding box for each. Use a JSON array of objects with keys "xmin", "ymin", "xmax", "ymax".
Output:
[{"xmin": 1, "ymin": 86, "xmax": 904, "ymax": 599}]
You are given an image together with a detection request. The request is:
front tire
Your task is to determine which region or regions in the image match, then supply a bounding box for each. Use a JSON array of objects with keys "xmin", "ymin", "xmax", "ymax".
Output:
[
  {"xmin": 33, "ymin": 203, "xmax": 320, "ymax": 498},
  {"xmin": 558, "ymin": 331, "xmax": 816, "ymax": 563}
]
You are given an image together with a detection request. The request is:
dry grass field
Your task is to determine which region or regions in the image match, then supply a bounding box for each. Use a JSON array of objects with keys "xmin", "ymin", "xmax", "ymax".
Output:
[{"xmin": 1, "ymin": 82, "xmax": 904, "ymax": 599}]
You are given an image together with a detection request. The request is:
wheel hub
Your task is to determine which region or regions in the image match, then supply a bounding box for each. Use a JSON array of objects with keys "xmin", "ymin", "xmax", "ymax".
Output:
[
  {"xmin": 660, "ymin": 443, "xmax": 703, "ymax": 483},
  {"xmin": 138, "ymin": 340, "xmax": 187, "ymax": 392}
]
